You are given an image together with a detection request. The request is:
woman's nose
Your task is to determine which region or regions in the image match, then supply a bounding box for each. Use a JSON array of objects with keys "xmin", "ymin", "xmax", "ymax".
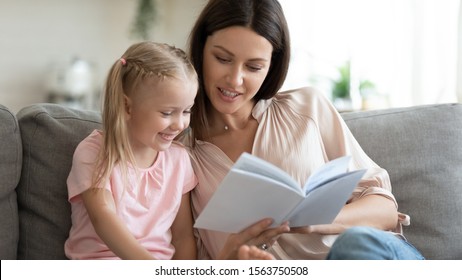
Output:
[{"xmin": 226, "ymin": 65, "xmax": 244, "ymax": 87}]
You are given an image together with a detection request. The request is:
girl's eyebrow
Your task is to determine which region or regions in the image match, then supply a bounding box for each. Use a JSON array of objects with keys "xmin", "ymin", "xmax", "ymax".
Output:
[
  {"xmin": 212, "ymin": 45, "xmax": 269, "ymax": 62},
  {"xmin": 160, "ymin": 103, "xmax": 194, "ymax": 110}
]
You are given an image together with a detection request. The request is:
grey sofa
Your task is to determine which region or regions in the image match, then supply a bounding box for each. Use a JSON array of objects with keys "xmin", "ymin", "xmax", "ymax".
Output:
[{"xmin": 0, "ymin": 102, "xmax": 461, "ymax": 260}]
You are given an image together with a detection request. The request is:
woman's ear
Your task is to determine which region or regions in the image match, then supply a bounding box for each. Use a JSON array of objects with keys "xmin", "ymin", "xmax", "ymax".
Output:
[{"xmin": 124, "ymin": 94, "xmax": 132, "ymax": 119}]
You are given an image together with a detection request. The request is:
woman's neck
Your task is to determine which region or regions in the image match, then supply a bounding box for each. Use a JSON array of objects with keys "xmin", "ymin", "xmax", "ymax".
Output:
[
  {"xmin": 209, "ymin": 101, "xmax": 256, "ymax": 134},
  {"xmin": 205, "ymin": 102, "xmax": 259, "ymax": 161}
]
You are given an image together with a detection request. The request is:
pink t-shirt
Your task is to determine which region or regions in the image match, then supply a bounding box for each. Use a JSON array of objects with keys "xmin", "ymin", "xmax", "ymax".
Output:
[{"xmin": 64, "ymin": 130, "xmax": 197, "ymax": 260}]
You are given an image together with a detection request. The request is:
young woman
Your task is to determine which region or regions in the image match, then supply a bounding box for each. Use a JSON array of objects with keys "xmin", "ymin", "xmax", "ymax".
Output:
[{"xmin": 183, "ymin": 0, "xmax": 424, "ymax": 260}]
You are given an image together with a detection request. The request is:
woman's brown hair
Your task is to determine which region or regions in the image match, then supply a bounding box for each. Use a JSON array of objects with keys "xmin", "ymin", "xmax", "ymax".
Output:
[{"xmin": 187, "ymin": 0, "xmax": 291, "ymax": 142}]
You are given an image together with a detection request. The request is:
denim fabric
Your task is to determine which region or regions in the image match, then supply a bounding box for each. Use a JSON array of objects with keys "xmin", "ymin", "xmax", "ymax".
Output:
[{"xmin": 326, "ymin": 226, "xmax": 425, "ymax": 260}]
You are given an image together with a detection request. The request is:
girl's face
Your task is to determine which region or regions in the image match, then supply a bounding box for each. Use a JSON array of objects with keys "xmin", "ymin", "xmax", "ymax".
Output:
[
  {"xmin": 126, "ymin": 76, "xmax": 197, "ymax": 162},
  {"xmin": 202, "ymin": 26, "xmax": 273, "ymax": 116}
]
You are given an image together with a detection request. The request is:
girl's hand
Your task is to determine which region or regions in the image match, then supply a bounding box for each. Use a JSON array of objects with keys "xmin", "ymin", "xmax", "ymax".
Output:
[{"xmin": 217, "ymin": 219, "xmax": 290, "ymax": 259}]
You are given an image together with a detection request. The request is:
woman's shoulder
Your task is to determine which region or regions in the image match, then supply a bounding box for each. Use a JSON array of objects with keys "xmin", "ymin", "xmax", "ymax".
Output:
[
  {"xmin": 276, "ymin": 86, "xmax": 329, "ymax": 104},
  {"xmin": 271, "ymin": 86, "xmax": 336, "ymax": 118}
]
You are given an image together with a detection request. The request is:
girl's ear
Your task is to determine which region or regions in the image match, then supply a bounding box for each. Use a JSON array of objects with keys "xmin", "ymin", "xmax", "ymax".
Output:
[{"xmin": 124, "ymin": 94, "xmax": 132, "ymax": 119}]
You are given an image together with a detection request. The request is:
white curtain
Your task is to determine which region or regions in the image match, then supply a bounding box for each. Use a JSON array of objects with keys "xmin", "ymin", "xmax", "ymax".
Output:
[{"xmin": 280, "ymin": 0, "xmax": 461, "ymax": 108}]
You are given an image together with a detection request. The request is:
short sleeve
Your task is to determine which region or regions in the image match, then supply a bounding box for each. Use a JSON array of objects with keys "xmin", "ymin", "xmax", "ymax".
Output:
[{"xmin": 67, "ymin": 130, "xmax": 102, "ymax": 202}]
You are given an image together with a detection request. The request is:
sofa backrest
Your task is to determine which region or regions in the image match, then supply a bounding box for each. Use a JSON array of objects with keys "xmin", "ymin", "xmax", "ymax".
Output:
[
  {"xmin": 16, "ymin": 103, "xmax": 101, "ymax": 259},
  {"xmin": 9, "ymin": 102, "xmax": 462, "ymax": 259},
  {"xmin": 342, "ymin": 103, "xmax": 462, "ymax": 260},
  {"xmin": 0, "ymin": 104, "xmax": 21, "ymax": 260}
]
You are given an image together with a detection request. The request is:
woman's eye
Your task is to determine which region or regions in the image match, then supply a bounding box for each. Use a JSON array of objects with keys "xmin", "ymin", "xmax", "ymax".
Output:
[
  {"xmin": 183, "ymin": 110, "xmax": 192, "ymax": 114},
  {"xmin": 247, "ymin": 65, "xmax": 263, "ymax": 72},
  {"xmin": 216, "ymin": 56, "xmax": 230, "ymax": 63},
  {"xmin": 161, "ymin": 112, "xmax": 172, "ymax": 116}
]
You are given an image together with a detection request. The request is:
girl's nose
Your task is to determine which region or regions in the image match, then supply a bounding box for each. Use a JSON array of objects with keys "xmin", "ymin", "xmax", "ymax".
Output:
[{"xmin": 171, "ymin": 114, "xmax": 187, "ymax": 131}]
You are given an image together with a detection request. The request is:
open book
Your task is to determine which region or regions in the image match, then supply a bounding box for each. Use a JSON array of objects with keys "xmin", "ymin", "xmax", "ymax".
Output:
[{"xmin": 194, "ymin": 153, "xmax": 366, "ymax": 233}]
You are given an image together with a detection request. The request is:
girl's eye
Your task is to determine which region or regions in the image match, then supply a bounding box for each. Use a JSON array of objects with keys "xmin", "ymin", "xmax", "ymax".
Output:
[
  {"xmin": 161, "ymin": 112, "xmax": 172, "ymax": 116},
  {"xmin": 183, "ymin": 110, "xmax": 192, "ymax": 114}
]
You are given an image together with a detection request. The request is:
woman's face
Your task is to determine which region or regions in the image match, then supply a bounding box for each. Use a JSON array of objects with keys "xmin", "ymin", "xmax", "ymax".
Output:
[{"xmin": 202, "ymin": 26, "xmax": 273, "ymax": 116}]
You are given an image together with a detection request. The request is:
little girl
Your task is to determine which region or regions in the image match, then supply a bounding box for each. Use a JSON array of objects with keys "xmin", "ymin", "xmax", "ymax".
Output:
[{"xmin": 64, "ymin": 42, "xmax": 198, "ymax": 259}]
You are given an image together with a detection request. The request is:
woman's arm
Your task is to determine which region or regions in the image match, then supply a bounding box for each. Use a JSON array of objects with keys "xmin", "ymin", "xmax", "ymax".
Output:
[
  {"xmin": 336, "ymin": 194, "xmax": 398, "ymax": 230},
  {"xmin": 81, "ymin": 188, "xmax": 155, "ymax": 260},
  {"xmin": 171, "ymin": 192, "xmax": 197, "ymax": 259},
  {"xmin": 297, "ymin": 194, "xmax": 398, "ymax": 235},
  {"xmin": 309, "ymin": 88, "xmax": 400, "ymax": 234}
]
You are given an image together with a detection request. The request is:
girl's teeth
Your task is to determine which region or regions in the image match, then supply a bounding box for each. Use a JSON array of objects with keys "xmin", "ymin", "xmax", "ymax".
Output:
[{"xmin": 160, "ymin": 133, "xmax": 175, "ymax": 140}]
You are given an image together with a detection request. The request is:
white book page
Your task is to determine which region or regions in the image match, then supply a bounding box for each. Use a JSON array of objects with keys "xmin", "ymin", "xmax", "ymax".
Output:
[
  {"xmin": 304, "ymin": 156, "xmax": 351, "ymax": 194},
  {"xmin": 194, "ymin": 168, "xmax": 304, "ymax": 233},
  {"xmin": 233, "ymin": 153, "xmax": 300, "ymax": 193},
  {"xmin": 288, "ymin": 169, "xmax": 366, "ymax": 227}
]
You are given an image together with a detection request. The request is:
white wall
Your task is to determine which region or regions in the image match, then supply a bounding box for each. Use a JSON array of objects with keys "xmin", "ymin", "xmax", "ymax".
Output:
[{"xmin": 0, "ymin": 0, "xmax": 205, "ymax": 113}]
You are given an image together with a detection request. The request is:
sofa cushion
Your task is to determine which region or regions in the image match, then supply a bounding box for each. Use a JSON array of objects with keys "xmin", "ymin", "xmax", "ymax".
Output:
[
  {"xmin": 342, "ymin": 103, "xmax": 462, "ymax": 260},
  {"xmin": 16, "ymin": 104, "xmax": 101, "ymax": 259},
  {"xmin": 0, "ymin": 104, "xmax": 21, "ymax": 260}
]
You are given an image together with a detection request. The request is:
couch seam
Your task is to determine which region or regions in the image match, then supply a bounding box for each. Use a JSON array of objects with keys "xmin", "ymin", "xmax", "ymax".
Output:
[
  {"xmin": 342, "ymin": 103, "xmax": 460, "ymax": 121},
  {"xmin": 31, "ymin": 111, "xmax": 101, "ymax": 124},
  {"xmin": 20, "ymin": 116, "xmax": 40, "ymax": 259}
]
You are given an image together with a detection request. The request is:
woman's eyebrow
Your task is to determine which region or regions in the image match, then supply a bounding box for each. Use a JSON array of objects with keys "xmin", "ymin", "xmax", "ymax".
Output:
[{"xmin": 213, "ymin": 45, "xmax": 269, "ymax": 62}]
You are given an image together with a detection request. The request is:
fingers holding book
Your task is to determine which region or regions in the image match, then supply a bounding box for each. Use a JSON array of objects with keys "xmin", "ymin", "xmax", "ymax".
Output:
[{"xmin": 218, "ymin": 218, "xmax": 289, "ymax": 259}]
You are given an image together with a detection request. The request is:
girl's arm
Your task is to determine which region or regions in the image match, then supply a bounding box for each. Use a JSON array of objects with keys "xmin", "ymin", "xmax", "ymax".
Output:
[
  {"xmin": 81, "ymin": 188, "xmax": 155, "ymax": 260},
  {"xmin": 171, "ymin": 192, "xmax": 197, "ymax": 259}
]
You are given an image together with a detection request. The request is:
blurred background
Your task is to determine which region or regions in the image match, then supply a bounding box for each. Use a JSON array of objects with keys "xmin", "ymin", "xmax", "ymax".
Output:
[{"xmin": 0, "ymin": 0, "xmax": 461, "ymax": 113}]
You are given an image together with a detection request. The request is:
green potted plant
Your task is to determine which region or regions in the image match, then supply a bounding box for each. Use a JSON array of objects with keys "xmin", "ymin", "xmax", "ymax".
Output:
[
  {"xmin": 331, "ymin": 60, "xmax": 377, "ymax": 111},
  {"xmin": 130, "ymin": 0, "xmax": 157, "ymax": 40},
  {"xmin": 331, "ymin": 60, "xmax": 351, "ymax": 100}
]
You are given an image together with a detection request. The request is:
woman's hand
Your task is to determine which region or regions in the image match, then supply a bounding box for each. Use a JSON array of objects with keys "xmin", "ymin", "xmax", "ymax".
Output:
[
  {"xmin": 217, "ymin": 219, "xmax": 290, "ymax": 259},
  {"xmin": 290, "ymin": 223, "xmax": 348, "ymax": 235}
]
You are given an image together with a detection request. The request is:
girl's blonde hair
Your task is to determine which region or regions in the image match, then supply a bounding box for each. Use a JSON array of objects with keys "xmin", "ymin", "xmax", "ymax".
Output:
[{"xmin": 93, "ymin": 41, "xmax": 197, "ymax": 189}]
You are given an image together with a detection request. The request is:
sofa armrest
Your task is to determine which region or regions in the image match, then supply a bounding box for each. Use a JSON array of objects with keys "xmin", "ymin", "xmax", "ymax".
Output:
[{"xmin": 0, "ymin": 104, "xmax": 21, "ymax": 260}]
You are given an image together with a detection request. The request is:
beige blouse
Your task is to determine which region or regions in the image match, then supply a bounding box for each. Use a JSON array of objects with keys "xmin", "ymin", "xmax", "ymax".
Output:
[{"xmin": 185, "ymin": 87, "xmax": 408, "ymax": 260}]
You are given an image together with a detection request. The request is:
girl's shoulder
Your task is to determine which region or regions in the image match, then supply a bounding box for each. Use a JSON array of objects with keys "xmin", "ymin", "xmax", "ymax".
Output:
[
  {"xmin": 165, "ymin": 141, "xmax": 192, "ymax": 161},
  {"xmin": 72, "ymin": 129, "xmax": 103, "ymax": 162}
]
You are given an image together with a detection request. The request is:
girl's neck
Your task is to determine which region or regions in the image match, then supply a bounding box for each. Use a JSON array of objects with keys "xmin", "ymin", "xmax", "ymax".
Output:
[{"xmin": 131, "ymin": 146, "xmax": 159, "ymax": 169}]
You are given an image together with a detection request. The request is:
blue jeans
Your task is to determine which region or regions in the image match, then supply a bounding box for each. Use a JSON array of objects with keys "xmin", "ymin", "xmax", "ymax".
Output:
[{"xmin": 326, "ymin": 226, "xmax": 425, "ymax": 260}]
